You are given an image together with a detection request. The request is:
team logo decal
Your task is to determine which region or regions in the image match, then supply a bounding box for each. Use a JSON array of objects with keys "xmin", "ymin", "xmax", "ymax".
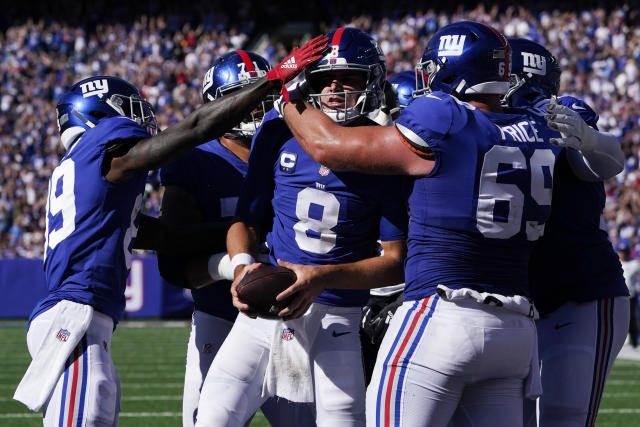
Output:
[
  {"xmin": 202, "ymin": 67, "xmax": 214, "ymax": 94},
  {"xmin": 438, "ymin": 35, "xmax": 466, "ymax": 56},
  {"xmin": 318, "ymin": 165, "xmax": 330, "ymax": 176},
  {"xmin": 280, "ymin": 152, "xmax": 297, "ymax": 173},
  {"xmin": 282, "ymin": 328, "xmax": 295, "ymax": 341},
  {"xmin": 521, "ymin": 52, "xmax": 546, "ymax": 76},
  {"xmin": 79, "ymin": 79, "xmax": 109, "ymax": 98},
  {"xmin": 56, "ymin": 328, "xmax": 71, "ymax": 342}
]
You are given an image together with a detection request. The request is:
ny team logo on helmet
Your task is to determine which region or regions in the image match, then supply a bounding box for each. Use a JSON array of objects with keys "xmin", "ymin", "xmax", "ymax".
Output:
[
  {"xmin": 56, "ymin": 76, "xmax": 157, "ymax": 150},
  {"xmin": 202, "ymin": 50, "xmax": 272, "ymax": 138},
  {"xmin": 415, "ymin": 21, "xmax": 511, "ymax": 97},
  {"xmin": 504, "ymin": 38, "xmax": 561, "ymax": 107},
  {"xmin": 306, "ymin": 27, "xmax": 387, "ymax": 123}
]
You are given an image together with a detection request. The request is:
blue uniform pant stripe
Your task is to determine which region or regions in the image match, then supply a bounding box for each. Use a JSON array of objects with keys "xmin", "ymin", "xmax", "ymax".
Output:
[
  {"xmin": 76, "ymin": 337, "xmax": 88, "ymax": 426},
  {"xmin": 58, "ymin": 356, "xmax": 72, "ymax": 427},
  {"xmin": 394, "ymin": 295, "xmax": 438, "ymax": 424}
]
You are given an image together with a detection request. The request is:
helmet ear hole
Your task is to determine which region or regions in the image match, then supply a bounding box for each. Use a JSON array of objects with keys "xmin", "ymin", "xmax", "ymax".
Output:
[
  {"xmin": 442, "ymin": 75, "xmax": 458, "ymax": 85},
  {"xmin": 89, "ymin": 111, "xmax": 108, "ymax": 120}
]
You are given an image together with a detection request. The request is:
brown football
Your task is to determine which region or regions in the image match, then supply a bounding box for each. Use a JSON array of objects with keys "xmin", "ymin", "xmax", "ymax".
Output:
[{"xmin": 235, "ymin": 264, "xmax": 297, "ymax": 319}]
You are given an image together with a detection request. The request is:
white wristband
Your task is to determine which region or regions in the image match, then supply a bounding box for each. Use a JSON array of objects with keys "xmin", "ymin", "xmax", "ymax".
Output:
[
  {"xmin": 230, "ymin": 253, "xmax": 256, "ymax": 276},
  {"xmin": 207, "ymin": 252, "xmax": 233, "ymax": 282}
]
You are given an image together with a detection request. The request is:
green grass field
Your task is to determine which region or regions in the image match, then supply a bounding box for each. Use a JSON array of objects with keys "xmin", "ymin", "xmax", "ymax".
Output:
[{"xmin": 1, "ymin": 321, "xmax": 639, "ymax": 426}]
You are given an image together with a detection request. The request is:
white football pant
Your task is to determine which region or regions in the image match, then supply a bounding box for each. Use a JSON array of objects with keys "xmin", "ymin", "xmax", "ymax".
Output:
[
  {"xmin": 195, "ymin": 304, "xmax": 365, "ymax": 427},
  {"xmin": 28, "ymin": 305, "xmax": 119, "ymax": 427},
  {"xmin": 368, "ymin": 295, "xmax": 537, "ymax": 427},
  {"xmin": 183, "ymin": 310, "xmax": 311, "ymax": 427},
  {"xmin": 523, "ymin": 297, "xmax": 629, "ymax": 427}
]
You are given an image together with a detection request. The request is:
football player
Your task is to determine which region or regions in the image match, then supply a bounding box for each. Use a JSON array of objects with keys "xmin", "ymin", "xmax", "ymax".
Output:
[
  {"xmin": 280, "ymin": 21, "xmax": 573, "ymax": 426},
  {"xmin": 157, "ymin": 50, "xmax": 313, "ymax": 427},
  {"xmin": 195, "ymin": 27, "xmax": 408, "ymax": 427},
  {"xmin": 505, "ymin": 38, "xmax": 629, "ymax": 427},
  {"xmin": 13, "ymin": 35, "xmax": 329, "ymax": 427}
]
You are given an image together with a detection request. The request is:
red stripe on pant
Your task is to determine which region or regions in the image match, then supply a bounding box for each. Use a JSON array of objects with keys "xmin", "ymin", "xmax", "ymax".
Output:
[
  {"xmin": 383, "ymin": 297, "xmax": 431, "ymax": 427},
  {"xmin": 66, "ymin": 346, "xmax": 80, "ymax": 427}
]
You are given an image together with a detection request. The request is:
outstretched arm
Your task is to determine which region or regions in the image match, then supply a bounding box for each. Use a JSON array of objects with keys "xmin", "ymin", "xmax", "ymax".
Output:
[
  {"xmin": 105, "ymin": 36, "xmax": 329, "ymax": 182},
  {"xmin": 282, "ymin": 101, "xmax": 433, "ymax": 176}
]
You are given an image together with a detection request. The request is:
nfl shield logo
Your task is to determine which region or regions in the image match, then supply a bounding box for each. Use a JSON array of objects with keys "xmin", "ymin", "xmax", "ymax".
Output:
[
  {"xmin": 56, "ymin": 329, "xmax": 70, "ymax": 342},
  {"xmin": 282, "ymin": 328, "xmax": 295, "ymax": 341},
  {"xmin": 319, "ymin": 165, "xmax": 330, "ymax": 176}
]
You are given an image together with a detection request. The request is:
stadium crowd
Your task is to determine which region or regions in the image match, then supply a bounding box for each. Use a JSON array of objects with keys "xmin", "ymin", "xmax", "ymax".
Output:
[{"xmin": 1, "ymin": 3, "xmax": 639, "ymax": 265}]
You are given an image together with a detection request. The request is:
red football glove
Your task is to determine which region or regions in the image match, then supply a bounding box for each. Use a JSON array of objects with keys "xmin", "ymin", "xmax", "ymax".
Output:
[{"xmin": 267, "ymin": 35, "xmax": 329, "ymax": 102}]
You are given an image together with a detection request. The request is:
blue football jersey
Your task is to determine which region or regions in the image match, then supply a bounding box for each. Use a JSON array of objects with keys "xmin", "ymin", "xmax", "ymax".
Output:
[
  {"xmin": 31, "ymin": 117, "xmax": 151, "ymax": 324},
  {"xmin": 527, "ymin": 96, "xmax": 627, "ymax": 314},
  {"xmin": 237, "ymin": 109, "xmax": 408, "ymax": 307},
  {"xmin": 159, "ymin": 140, "xmax": 248, "ymax": 321},
  {"xmin": 395, "ymin": 92, "xmax": 563, "ymax": 301}
]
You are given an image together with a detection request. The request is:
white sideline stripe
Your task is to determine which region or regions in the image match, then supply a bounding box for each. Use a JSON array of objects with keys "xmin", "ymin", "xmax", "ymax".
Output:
[
  {"xmin": 599, "ymin": 408, "xmax": 640, "ymax": 414},
  {"xmin": 118, "ymin": 320, "xmax": 190, "ymax": 328},
  {"xmin": 0, "ymin": 382, "xmax": 183, "ymax": 389},
  {"xmin": 0, "ymin": 372, "xmax": 184, "ymax": 379},
  {"xmin": 0, "ymin": 412, "xmax": 182, "ymax": 419},
  {"xmin": 606, "ymin": 380, "xmax": 640, "ymax": 385},
  {"xmin": 0, "ymin": 395, "xmax": 181, "ymax": 402}
]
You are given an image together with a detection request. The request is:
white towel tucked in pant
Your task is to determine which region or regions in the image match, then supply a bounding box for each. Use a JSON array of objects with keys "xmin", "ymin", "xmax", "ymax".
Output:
[{"xmin": 14, "ymin": 300, "xmax": 93, "ymax": 411}]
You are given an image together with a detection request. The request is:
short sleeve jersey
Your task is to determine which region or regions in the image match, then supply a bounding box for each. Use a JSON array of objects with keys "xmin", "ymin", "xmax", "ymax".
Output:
[
  {"xmin": 31, "ymin": 117, "xmax": 150, "ymax": 324},
  {"xmin": 395, "ymin": 92, "xmax": 562, "ymax": 300}
]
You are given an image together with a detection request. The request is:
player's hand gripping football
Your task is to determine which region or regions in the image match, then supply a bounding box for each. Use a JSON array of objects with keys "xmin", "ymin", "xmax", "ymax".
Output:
[
  {"xmin": 230, "ymin": 262, "xmax": 262, "ymax": 318},
  {"xmin": 544, "ymin": 97, "xmax": 597, "ymax": 153},
  {"xmin": 273, "ymin": 259, "xmax": 326, "ymax": 320},
  {"xmin": 267, "ymin": 35, "xmax": 329, "ymax": 102}
]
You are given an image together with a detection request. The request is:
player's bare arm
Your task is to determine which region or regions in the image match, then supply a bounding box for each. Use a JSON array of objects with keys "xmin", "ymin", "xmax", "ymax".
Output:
[
  {"xmin": 104, "ymin": 78, "xmax": 280, "ymax": 182},
  {"xmin": 227, "ymin": 218, "xmax": 264, "ymax": 315},
  {"xmin": 105, "ymin": 35, "xmax": 329, "ymax": 182},
  {"xmin": 274, "ymin": 238, "xmax": 406, "ymax": 320},
  {"xmin": 282, "ymin": 100, "xmax": 434, "ymax": 176}
]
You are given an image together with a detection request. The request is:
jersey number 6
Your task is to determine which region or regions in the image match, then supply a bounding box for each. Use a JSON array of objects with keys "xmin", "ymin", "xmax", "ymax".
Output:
[{"xmin": 476, "ymin": 146, "xmax": 555, "ymax": 241}]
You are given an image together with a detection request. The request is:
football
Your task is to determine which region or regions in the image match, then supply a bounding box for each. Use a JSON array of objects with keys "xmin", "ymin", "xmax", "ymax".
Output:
[{"xmin": 235, "ymin": 264, "xmax": 297, "ymax": 319}]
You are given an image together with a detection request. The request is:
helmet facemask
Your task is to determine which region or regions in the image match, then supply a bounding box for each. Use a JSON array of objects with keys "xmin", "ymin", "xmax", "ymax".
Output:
[
  {"xmin": 106, "ymin": 94, "xmax": 158, "ymax": 135},
  {"xmin": 307, "ymin": 68, "xmax": 383, "ymax": 125}
]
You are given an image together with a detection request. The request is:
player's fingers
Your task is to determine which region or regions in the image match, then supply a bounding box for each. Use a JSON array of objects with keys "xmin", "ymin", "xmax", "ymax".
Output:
[
  {"xmin": 545, "ymin": 114, "xmax": 575, "ymax": 126},
  {"xmin": 300, "ymin": 35, "xmax": 326, "ymax": 51},
  {"xmin": 284, "ymin": 298, "xmax": 311, "ymax": 320},
  {"xmin": 278, "ymin": 293, "xmax": 305, "ymax": 317},
  {"xmin": 276, "ymin": 282, "xmax": 300, "ymax": 301},
  {"xmin": 276, "ymin": 259, "xmax": 293, "ymax": 269},
  {"xmin": 546, "ymin": 120, "xmax": 573, "ymax": 134}
]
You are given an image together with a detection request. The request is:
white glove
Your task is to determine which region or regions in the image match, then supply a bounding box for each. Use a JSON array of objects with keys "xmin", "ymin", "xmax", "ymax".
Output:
[
  {"xmin": 544, "ymin": 100, "xmax": 624, "ymax": 180},
  {"xmin": 544, "ymin": 102, "xmax": 597, "ymax": 152},
  {"xmin": 274, "ymin": 74, "xmax": 310, "ymax": 119}
]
